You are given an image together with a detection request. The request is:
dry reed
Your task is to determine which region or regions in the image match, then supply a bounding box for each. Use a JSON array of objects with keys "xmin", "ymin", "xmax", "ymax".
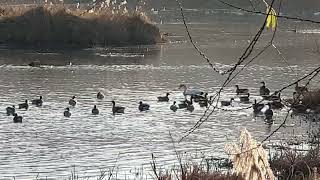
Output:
[{"xmin": 0, "ymin": 5, "xmax": 162, "ymax": 48}]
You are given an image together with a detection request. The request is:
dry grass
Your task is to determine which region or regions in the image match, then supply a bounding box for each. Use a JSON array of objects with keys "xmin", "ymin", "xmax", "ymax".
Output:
[
  {"xmin": 270, "ymin": 147, "xmax": 320, "ymax": 180},
  {"xmin": 0, "ymin": 5, "xmax": 162, "ymax": 48}
]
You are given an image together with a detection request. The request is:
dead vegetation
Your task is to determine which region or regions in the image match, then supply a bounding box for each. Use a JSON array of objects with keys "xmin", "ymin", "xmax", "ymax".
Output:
[{"xmin": 0, "ymin": 5, "xmax": 162, "ymax": 48}]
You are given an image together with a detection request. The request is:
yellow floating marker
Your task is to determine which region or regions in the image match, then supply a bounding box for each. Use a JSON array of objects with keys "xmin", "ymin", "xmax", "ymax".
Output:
[{"xmin": 266, "ymin": 6, "xmax": 277, "ymax": 30}]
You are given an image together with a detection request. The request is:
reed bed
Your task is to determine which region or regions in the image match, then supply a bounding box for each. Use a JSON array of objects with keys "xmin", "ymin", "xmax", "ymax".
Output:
[{"xmin": 0, "ymin": 5, "xmax": 162, "ymax": 48}]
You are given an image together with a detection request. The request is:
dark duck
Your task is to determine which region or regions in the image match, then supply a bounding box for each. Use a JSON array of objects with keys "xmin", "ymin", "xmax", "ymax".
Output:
[
  {"xmin": 157, "ymin": 93, "xmax": 170, "ymax": 102},
  {"xmin": 69, "ymin": 96, "xmax": 77, "ymax": 106},
  {"xmin": 64, "ymin": 108, "xmax": 71, "ymax": 117},
  {"xmin": 19, "ymin": 100, "xmax": 29, "ymax": 110},
  {"xmin": 139, "ymin": 101, "xmax": 150, "ymax": 112},
  {"xmin": 259, "ymin": 81, "xmax": 270, "ymax": 96},
  {"xmin": 32, "ymin": 96, "xmax": 43, "ymax": 106},
  {"xmin": 170, "ymin": 101, "xmax": 178, "ymax": 112},
  {"xmin": 6, "ymin": 105, "xmax": 15, "ymax": 116},
  {"xmin": 235, "ymin": 85, "xmax": 249, "ymax": 95},
  {"xmin": 92, "ymin": 105, "xmax": 99, "ymax": 115},
  {"xmin": 111, "ymin": 101, "xmax": 125, "ymax": 114},
  {"xmin": 13, "ymin": 113, "xmax": 23, "ymax": 123}
]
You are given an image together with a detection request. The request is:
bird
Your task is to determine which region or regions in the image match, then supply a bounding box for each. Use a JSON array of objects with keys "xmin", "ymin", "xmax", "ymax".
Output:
[
  {"xmin": 239, "ymin": 93, "xmax": 250, "ymax": 103},
  {"xmin": 97, "ymin": 92, "xmax": 104, "ymax": 99},
  {"xmin": 271, "ymin": 100, "xmax": 284, "ymax": 109},
  {"xmin": 32, "ymin": 96, "xmax": 43, "ymax": 106},
  {"xmin": 69, "ymin": 96, "xmax": 77, "ymax": 106},
  {"xmin": 194, "ymin": 93, "xmax": 208, "ymax": 103},
  {"xmin": 295, "ymin": 82, "xmax": 308, "ymax": 94},
  {"xmin": 64, "ymin": 108, "xmax": 71, "ymax": 117},
  {"xmin": 235, "ymin": 85, "xmax": 249, "ymax": 95},
  {"xmin": 253, "ymin": 99, "xmax": 265, "ymax": 115},
  {"xmin": 263, "ymin": 91, "xmax": 281, "ymax": 101},
  {"xmin": 178, "ymin": 84, "xmax": 203, "ymax": 97},
  {"xmin": 264, "ymin": 103, "xmax": 273, "ymax": 120},
  {"xmin": 92, "ymin": 105, "xmax": 99, "ymax": 115},
  {"xmin": 259, "ymin": 81, "xmax": 270, "ymax": 96},
  {"xmin": 178, "ymin": 100, "xmax": 188, "ymax": 109},
  {"xmin": 186, "ymin": 98, "xmax": 194, "ymax": 112},
  {"xmin": 13, "ymin": 113, "xmax": 22, "ymax": 123},
  {"xmin": 157, "ymin": 93, "xmax": 170, "ymax": 102},
  {"xmin": 170, "ymin": 101, "xmax": 178, "ymax": 112},
  {"xmin": 18, "ymin": 100, "xmax": 29, "ymax": 110},
  {"xmin": 6, "ymin": 105, "xmax": 15, "ymax": 116},
  {"xmin": 111, "ymin": 101, "xmax": 125, "ymax": 114},
  {"xmin": 28, "ymin": 61, "xmax": 41, "ymax": 67},
  {"xmin": 221, "ymin": 98, "xmax": 234, "ymax": 106},
  {"xmin": 139, "ymin": 101, "xmax": 150, "ymax": 112}
]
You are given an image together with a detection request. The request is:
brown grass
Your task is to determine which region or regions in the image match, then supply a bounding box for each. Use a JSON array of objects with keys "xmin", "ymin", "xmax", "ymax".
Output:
[
  {"xmin": 270, "ymin": 147, "xmax": 320, "ymax": 180},
  {"xmin": 0, "ymin": 5, "xmax": 162, "ymax": 48}
]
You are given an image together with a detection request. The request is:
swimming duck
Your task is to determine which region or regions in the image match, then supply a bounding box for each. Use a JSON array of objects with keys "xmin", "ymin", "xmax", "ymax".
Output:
[
  {"xmin": 112, "ymin": 101, "xmax": 125, "ymax": 114},
  {"xmin": 178, "ymin": 100, "xmax": 188, "ymax": 109},
  {"xmin": 178, "ymin": 84, "xmax": 203, "ymax": 97},
  {"xmin": 253, "ymin": 99, "xmax": 265, "ymax": 115},
  {"xmin": 32, "ymin": 96, "xmax": 43, "ymax": 106},
  {"xmin": 170, "ymin": 101, "xmax": 178, "ymax": 112},
  {"xmin": 92, "ymin": 105, "xmax": 99, "ymax": 115},
  {"xmin": 239, "ymin": 93, "xmax": 250, "ymax": 103},
  {"xmin": 263, "ymin": 91, "xmax": 281, "ymax": 101},
  {"xmin": 6, "ymin": 105, "xmax": 15, "ymax": 116},
  {"xmin": 69, "ymin": 96, "xmax": 77, "ymax": 106},
  {"xmin": 195, "ymin": 93, "xmax": 208, "ymax": 103},
  {"xmin": 13, "ymin": 113, "xmax": 22, "ymax": 123},
  {"xmin": 64, "ymin": 107, "xmax": 71, "ymax": 117},
  {"xmin": 199, "ymin": 98, "xmax": 208, "ymax": 108},
  {"xmin": 208, "ymin": 96, "xmax": 214, "ymax": 105},
  {"xmin": 260, "ymin": 81, "xmax": 270, "ymax": 96},
  {"xmin": 295, "ymin": 82, "xmax": 308, "ymax": 94},
  {"xmin": 235, "ymin": 85, "xmax": 249, "ymax": 95},
  {"xmin": 157, "ymin": 93, "xmax": 170, "ymax": 102},
  {"xmin": 271, "ymin": 100, "xmax": 284, "ymax": 109},
  {"xmin": 264, "ymin": 103, "xmax": 273, "ymax": 120},
  {"xmin": 186, "ymin": 97, "xmax": 194, "ymax": 112},
  {"xmin": 221, "ymin": 98, "xmax": 234, "ymax": 106},
  {"xmin": 139, "ymin": 101, "xmax": 150, "ymax": 112},
  {"xmin": 28, "ymin": 61, "xmax": 41, "ymax": 67},
  {"xmin": 97, "ymin": 92, "xmax": 104, "ymax": 99},
  {"xmin": 18, "ymin": 100, "xmax": 29, "ymax": 110}
]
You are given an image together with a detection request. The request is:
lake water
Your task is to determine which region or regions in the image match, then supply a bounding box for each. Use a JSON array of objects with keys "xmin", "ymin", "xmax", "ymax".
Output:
[{"xmin": 0, "ymin": 8, "xmax": 320, "ymax": 179}]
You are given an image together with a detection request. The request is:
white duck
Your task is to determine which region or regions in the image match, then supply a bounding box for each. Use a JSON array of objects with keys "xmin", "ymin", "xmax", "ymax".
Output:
[{"xmin": 178, "ymin": 84, "xmax": 203, "ymax": 97}]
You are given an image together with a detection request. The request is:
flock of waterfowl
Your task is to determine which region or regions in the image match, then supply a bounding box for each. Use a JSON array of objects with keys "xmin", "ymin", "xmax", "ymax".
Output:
[{"xmin": 4, "ymin": 82, "xmax": 313, "ymax": 123}]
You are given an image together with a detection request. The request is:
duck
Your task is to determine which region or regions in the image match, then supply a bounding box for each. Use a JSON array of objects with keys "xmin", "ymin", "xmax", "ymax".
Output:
[
  {"xmin": 178, "ymin": 84, "xmax": 203, "ymax": 97},
  {"xmin": 239, "ymin": 93, "xmax": 250, "ymax": 103},
  {"xmin": 235, "ymin": 85, "xmax": 249, "ymax": 95},
  {"xmin": 97, "ymin": 92, "xmax": 104, "ymax": 99},
  {"xmin": 178, "ymin": 100, "xmax": 188, "ymax": 109},
  {"xmin": 157, "ymin": 93, "xmax": 170, "ymax": 102},
  {"xmin": 253, "ymin": 99, "xmax": 265, "ymax": 115},
  {"xmin": 13, "ymin": 113, "xmax": 23, "ymax": 123},
  {"xmin": 69, "ymin": 96, "xmax": 77, "ymax": 106},
  {"xmin": 139, "ymin": 101, "xmax": 150, "ymax": 112},
  {"xmin": 170, "ymin": 101, "xmax": 178, "ymax": 112},
  {"xmin": 263, "ymin": 91, "xmax": 281, "ymax": 101},
  {"xmin": 184, "ymin": 96, "xmax": 194, "ymax": 112},
  {"xmin": 91, "ymin": 105, "xmax": 99, "ymax": 115},
  {"xmin": 6, "ymin": 105, "xmax": 15, "ymax": 116},
  {"xmin": 64, "ymin": 108, "xmax": 71, "ymax": 117},
  {"xmin": 271, "ymin": 100, "xmax": 284, "ymax": 109},
  {"xmin": 199, "ymin": 98, "xmax": 208, "ymax": 108},
  {"xmin": 32, "ymin": 96, "xmax": 43, "ymax": 106},
  {"xmin": 221, "ymin": 98, "xmax": 234, "ymax": 107},
  {"xmin": 195, "ymin": 93, "xmax": 208, "ymax": 103},
  {"xmin": 111, "ymin": 101, "xmax": 125, "ymax": 114},
  {"xmin": 264, "ymin": 103, "xmax": 273, "ymax": 120},
  {"xmin": 208, "ymin": 96, "xmax": 214, "ymax": 105},
  {"xmin": 193, "ymin": 92, "xmax": 204, "ymax": 103},
  {"xmin": 260, "ymin": 81, "xmax": 270, "ymax": 96},
  {"xmin": 18, "ymin": 100, "xmax": 29, "ymax": 110}
]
